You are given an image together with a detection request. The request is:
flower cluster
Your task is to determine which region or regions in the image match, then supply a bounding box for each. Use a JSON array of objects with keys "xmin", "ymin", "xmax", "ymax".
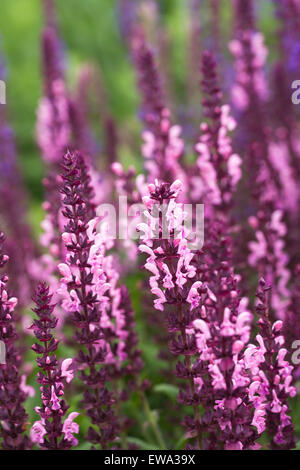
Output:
[
  {"xmin": 191, "ymin": 219, "xmax": 259, "ymax": 450},
  {"xmin": 58, "ymin": 151, "xmax": 143, "ymax": 449},
  {"xmin": 140, "ymin": 181, "xmax": 262, "ymax": 449},
  {"xmin": 244, "ymin": 279, "xmax": 296, "ymax": 449},
  {"xmin": 139, "ymin": 180, "xmax": 205, "ymax": 447},
  {"xmin": 0, "ymin": 232, "xmax": 31, "ymax": 450},
  {"xmin": 193, "ymin": 51, "xmax": 242, "ymax": 212},
  {"xmin": 58, "ymin": 151, "xmax": 119, "ymax": 449},
  {"xmin": 131, "ymin": 27, "xmax": 185, "ymax": 186},
  {"xmin": 30, "ymin": 281, "xmax": 79, "ymax": 449},
  {"xmin": 0, "ymin": 0, "xmax": 300, "ymax": 452}
]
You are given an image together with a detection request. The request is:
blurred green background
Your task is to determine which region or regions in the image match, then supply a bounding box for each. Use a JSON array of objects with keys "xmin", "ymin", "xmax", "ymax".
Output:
[
  {"xmin": 0, "ymin": 0, "xmax": 277, "ymax": 211},
  {"xmin": 0, "ymin": 0, "xmax": 190, "ymax": 204}
]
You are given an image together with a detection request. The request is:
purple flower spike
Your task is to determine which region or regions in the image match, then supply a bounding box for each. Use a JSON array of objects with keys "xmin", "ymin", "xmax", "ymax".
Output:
[
  {"xmin": 59, "ymin": 151, "xmax": 119, "ymax": 449},
  {"xmin": 131, "ymin": 28, "xmax": 185, "ymax": 186},
  {"xmin": 30, "ymin": 281, "xmax": 79, "ymax": 450},
  {"xmin": 244, "ymin": 279, "xmax": 296, "ymax": 450},
  {"xmin": 0, "ymin": 232, "xmax": 31, "ymax": 450}
]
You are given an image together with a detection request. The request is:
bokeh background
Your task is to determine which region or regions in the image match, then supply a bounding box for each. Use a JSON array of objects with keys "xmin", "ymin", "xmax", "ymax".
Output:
[{"xmin": 0, "ymin": 0, "xmax": 278, "ymax": 229}]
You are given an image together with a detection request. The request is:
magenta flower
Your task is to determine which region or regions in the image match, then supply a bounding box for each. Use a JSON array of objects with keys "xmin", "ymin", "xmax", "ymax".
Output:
[
  {"xmin": 244, "ymin": 279, "xmax": 296, "ymax": 449},
  {"xmin": 193, "ymin": 51, "xmax": 241, "ymax": 212},
  {"xmin": 30, "ymin": 421, "xmax": 47, "ymax": 445},
  {"xmin": 139, "ymin": 180, "xmax": 206, "ymax": 448},
  {"xmin": 59, "ymin": 151, "xmax": 119, "ymax": 448},
  {"xmin": 139, "ymin": 179, "xmax": 266, "ymax": 449},
  {"xmin": 30, "ymin": 281, "xmax": 79, "ymax": 450},
  {"xmin": 62, "ymin": 412, "xmax": 80, "ymax": 446},
  {"xmin": 61, "ymin": 358, "xmax": 74, "ymax": 383},
  {"xmin": 0, "ymin": 232, "xmax": 31, "ymax": 449},
  {"xmin": 131, "ymin": 28, "xmax": 186, "ymax": 187},
  {"xmin": 59, "ymin": 151, "xmax": 143, "ymax": 448}
]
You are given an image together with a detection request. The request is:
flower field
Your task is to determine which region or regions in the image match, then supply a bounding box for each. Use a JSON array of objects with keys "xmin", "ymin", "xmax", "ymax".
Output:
[{"xmin": 0, "ymin": 0, "xmax": 300, "ymax": 451}]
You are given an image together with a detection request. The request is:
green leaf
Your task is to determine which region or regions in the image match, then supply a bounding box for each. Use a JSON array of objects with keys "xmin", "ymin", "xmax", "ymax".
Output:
[
  {"xmin": 127, "ymin": 437, "xmax": 160, "ymax": 451},
  {"xmin": 174, "ymin": 434, "xmax": 187, "ymax": 450},
  {"xmin": 76, "ymin": 441, "xmax": 92, "ymax": 450},
  {"xmin": 154, "ymin": 384, "xmax": 179, "ymax": 399}
]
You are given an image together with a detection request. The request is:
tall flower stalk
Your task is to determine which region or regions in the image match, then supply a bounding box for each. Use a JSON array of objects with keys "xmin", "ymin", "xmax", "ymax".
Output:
[
  {"xmin": 192, "ymin": 219, "xmax": 260, "ymax": 450},
  {"xmin": 58, "ymin": 151, "xmax": 119, "ymax": 449},
  {"xmin": 0, "ymin": 232, "xmax": 31, "ymax": 450},
  {"xmin": 131, "ymin": 27, "xmax": 185, "ymax": 186},
  {"xmin": 244, "ymin": 279, "xmax": 296, "ymax": 449},
  {"xmin": 139, "ymin": 180, "xmax": 205, "ymax": 448},
  {"xmin": 30, "ymin": 282, "xmax": 79, "ymax": 449},
  {"xmin": 59, "ymin": 150, "xmax": 148, "ymax": 448},
  {"xmin": 193, "ymin": 51, "xmax": 242, "ymax": 216},
  {"xmin": 140, "ymin": 180, "xmax": 265, "ymax": 449}
]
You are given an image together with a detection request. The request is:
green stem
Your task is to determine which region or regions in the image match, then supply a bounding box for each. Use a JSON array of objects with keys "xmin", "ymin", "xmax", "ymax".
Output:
[
  {"xmin": 113, "ymin": 380, "xmax": 128, "ymax": 450},
  {"xmin": 139, "ymin": 390, "xmax": 166, "ymax": 450}
]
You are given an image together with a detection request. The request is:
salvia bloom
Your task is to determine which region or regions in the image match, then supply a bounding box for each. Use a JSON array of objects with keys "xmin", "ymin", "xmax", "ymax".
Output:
[
  {"xmin": 191, "ymin": 219, "xmax": 261, "ymax": 450},
  {"xmin": 139, "ymin": 180, "xmax": 264, "ymax": 449},
  {"xmin": 30, "ymin": 281, "xmax": 79, "ymax": 449},
  {"xmin": 59, "ymin": 151, "xmax": 143, "ymax": 448},
  {"xmin": 37, "ymin": 26, "xmax": 71, "ymax": 165},
  {"xmin": 193, "ymin": 51, "xmax": 242, "ymax": 212},
  {"xmin": 131, "ymin": 27, "xmax": 185, "ymax": 186},
  {"xmin": 58, "ymin": 151, "xmax": 119, "ymax": 449},
  {"xmin": 248, "ymin": 210, "xmax": 290, "ymax": 320},
  {"xmin": 230, "ymin": 0, "xmax": 279, "ymax": 203},
  {"xmin": 0, "ymin": 232, "xmax": 31, "ymax": 450},
  {"xmin": 139, "ymin": 180, "xmax": 204, "ymax": 448},
  {"xmin": 244, "ymin": 279, "xmax": 296, "ymax": 449},
  {"xmin": 37, "ymin": 0, "xmax": 94, "ymax": 166},
  {"xmin": 230, "ymin": 0, "xmax": 293, "ymax": 326},
  {"xmin": 283, "ymin": 265, "xmax": 300, "ymax": 380}
]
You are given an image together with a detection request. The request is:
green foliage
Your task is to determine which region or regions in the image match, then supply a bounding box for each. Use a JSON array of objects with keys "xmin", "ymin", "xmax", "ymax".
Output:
[{"xmin": 154, "ymin": 383, "xmax": 179, "ymax": 400}]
